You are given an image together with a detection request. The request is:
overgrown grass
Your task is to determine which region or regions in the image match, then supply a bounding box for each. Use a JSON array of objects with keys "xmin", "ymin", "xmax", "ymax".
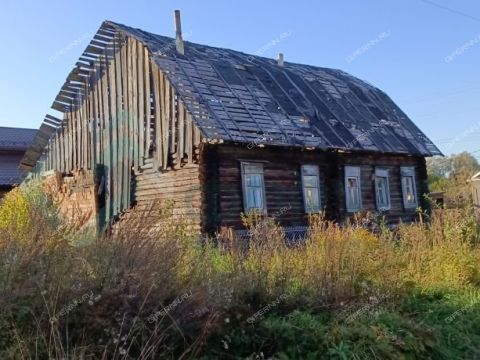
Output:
[{"xmin": 1, "ymin": 184, "xmax": 480, "ymax": 359}]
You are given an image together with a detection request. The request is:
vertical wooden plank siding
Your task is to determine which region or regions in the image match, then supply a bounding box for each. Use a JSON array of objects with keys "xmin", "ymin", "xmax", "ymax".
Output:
[
  {"xmin": 114, "ymin": 34, "xmax": 124, "ymax": 214},
  {"xmin": 93, "ymin": 60, "xmax": 100, "ymax": 166},
  {"xmin": 131, "ymin": 38, "xmax": 139, "ymax": 169},
  {"xmin": 137, "ymin": 41, "xmax": 145, "ymax": 165},
  {"xmin": 72, "ymin": 107, "xmax": 77, "ymax": 170},
  {"xmin": 59, "ymin": 125, "xmax": 64, "ymax": 172},
  {"xmin": 126, "ymin": 37, "xmax": 134, "ymax": 204},
  {"xmin": 54, "ymin": 133, "xmax": 59, "ymax": 170},
  {"xmin": 162, "ymin": 74, "xmax": 170, "ymax": 169},
  {"xmin": 143, "ymin": 46, "xmax": 151, "ymax": 159},
  {"xmin": 151, "ymin": 62, "xmax": 162, "ymax": 170},
  {"xmin": 37, "ymin": 33, "xmax": 203, "ymax": 227},
  {"xmin": 177, "ymin": 88, "xmax": 184, "ymax": 163},
  {"xmin": 121, "ymin": 35, "xmax": 129, "ymax": 210},
  {"xmin": 101, "ymin": 47, "xmax": 112, "ymax": 223},
  {"xmin": 83, "ymin": 82, "xmax": 89, "ymax": 169},
  {"xmin": 88, "ymin": 82, "xmax": 95, "ymax": 168},
  {"xmin": 66, "ymin": 111, "xmax": 71, "ymax": 171}
]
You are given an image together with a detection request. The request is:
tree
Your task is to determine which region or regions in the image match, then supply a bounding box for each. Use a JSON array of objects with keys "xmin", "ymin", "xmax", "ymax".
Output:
[
  {"xmin": 427, "ymin": 156, "xmax": 450, "ymax": 177},
  {"xmin": 426, "ymin": 152, "xmax": 480, "ymax": 207},
  {"xmin": 451, "ymin": 152, "xmax": 480, "ymax": 179}
]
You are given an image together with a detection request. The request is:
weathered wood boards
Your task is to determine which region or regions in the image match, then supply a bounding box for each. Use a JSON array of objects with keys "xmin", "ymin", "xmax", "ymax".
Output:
[{"xmin": 38, "ymin": 32, "xmax": 203, "ymax": 227}]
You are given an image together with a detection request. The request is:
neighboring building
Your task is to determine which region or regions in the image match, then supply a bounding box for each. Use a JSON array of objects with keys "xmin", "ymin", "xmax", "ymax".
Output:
[
  {"xmin": 471, "ymin": 172, "xmax": 480, "ymax": 217},
  {"xmin": 21, "ymin": 14, "xmax": 441, "ymax": 234},
  {"xmin": 429, "ymin": 191, "xmax": 445, "ymax": 208},
  {"xmin": 0, "ymin": 127, "xmax": 36, "ymax": 198}
]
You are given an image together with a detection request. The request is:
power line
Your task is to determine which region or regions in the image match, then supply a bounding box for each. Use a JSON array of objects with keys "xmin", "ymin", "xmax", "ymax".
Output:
[
  {"xmin": 435, "ymin": 138, "xmax": 480, "ymax": 144},
  {"xmin": 401, "ymin": 86, "xmax": 480, "ymax": 107},
  {"xmin": 418, "ymin": 0, "xmax": 480, "ymax": 23},
  {"xmin": 414, "ymin": 108, "xmax": 480, "ymax": 120}
]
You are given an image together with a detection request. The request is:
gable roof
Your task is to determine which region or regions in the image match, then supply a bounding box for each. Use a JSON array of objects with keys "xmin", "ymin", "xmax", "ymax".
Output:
[
  {"xmin": 0, "ymin": 127, "xmax": 36, "ymax": 186},
  {"xmin": 47, "ymin": 20, "xmax": 441, "ymax": 157},
  {"xmin": 0, "ymin": 127, "xmax": 36, "ymax": 151},
  {"xmin": 0, "ymin": 169, "xmax": 24, "ymax": 187}
]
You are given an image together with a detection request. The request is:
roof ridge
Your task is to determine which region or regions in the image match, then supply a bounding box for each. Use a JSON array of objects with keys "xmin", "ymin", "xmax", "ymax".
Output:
[
  {"xmin": 106, "ymin": 20, "xmax": 350, "ymax": 75},
  {"xmin": 0, "ymin": 126, "xmax": 37, "ymax": 131},
  {"xmin": 38, "ymin": 19, "xmax": 441, "ymax": 158}
]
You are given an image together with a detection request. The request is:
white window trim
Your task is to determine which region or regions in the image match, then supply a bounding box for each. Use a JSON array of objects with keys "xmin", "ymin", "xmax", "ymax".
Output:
[
  {"xmin": 241, "ymin": 162, "xmax": 267, "ymax": 214},
  {"xmin": 400, "ymin": 166, "xmax": 418, "ymax": 209},
  {"xmin": 301, "ymin": 165, "xmax": 321, "ymax": 213},
  {"xmin": 345, "ymin": 166, "xmax": 362, "ymax": 212},
  {"xmin": 375, "ymin": 168, "xmax": 391, "ymax": 211}
]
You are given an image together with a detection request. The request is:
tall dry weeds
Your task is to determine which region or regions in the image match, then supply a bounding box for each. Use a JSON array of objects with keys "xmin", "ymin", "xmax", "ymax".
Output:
[{"xmin": 1, "ymin": 184, "xmax": 479, "ymax": 358}]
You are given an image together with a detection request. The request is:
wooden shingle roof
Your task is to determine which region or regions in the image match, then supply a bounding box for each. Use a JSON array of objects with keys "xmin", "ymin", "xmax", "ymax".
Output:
[{"xmin": 46, "ymin": 20, "xmax": 441, "ymax": 157}]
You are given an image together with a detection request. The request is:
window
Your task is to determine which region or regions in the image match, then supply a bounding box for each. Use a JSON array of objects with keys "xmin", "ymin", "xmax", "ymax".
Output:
[
  {"xmin": 301, "ymin": 165, "xmax": 321, "ymax": 213},
  {"xmin": 345, "ymin": 166, "xmax": 362, "ymax": 212},
  {"xmin": 241, "ymin": 162, "xmax": 266, "ymax": 213},
  {"xmin": 401, "ymin": 166, "xmax": 417, "ymax": 209},
  {"xmin": 375, "ymin": 168, "xmax": 391, "ymax": 210}
]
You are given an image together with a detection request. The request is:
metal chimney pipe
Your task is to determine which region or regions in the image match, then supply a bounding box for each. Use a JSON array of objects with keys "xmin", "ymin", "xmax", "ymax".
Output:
[
  {"xmin": 174, "ymin": 10, "xmax": 185, "ymax": 55},
  {"xmin": 277, "ymin": 53, "xmax": 284, "ymax": 67}
]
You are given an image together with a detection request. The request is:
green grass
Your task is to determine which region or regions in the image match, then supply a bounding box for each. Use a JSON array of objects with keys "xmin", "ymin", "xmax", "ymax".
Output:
[
  {"xmin": 1, "ymin": 183, "xmax": 480, "ymax": 359},
  {"xmin": 200, "ymin": 289, "xmax": 480, "ymax": 359}
]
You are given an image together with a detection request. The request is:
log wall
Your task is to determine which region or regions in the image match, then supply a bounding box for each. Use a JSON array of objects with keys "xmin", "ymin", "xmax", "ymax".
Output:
[
  {"xmin": 41, "ymin": 170, "xmax": 98, "ymax": 228},
  {"xmin": 203, "ymin": 144, "xmax": 428, "ymax": 230},
  {"xmin": 334, "ymin": 153, "xmax": 428, "ymax": 223},
  {"xmin": 127, "ymin": 158, "xmax": 202, "ymax": 232}
]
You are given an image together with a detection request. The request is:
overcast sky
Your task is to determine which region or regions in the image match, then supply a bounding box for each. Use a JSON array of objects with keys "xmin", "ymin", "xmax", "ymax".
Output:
[{"xmin": 0, "ymin": 0, "xmax": 479, "ymax": 157}]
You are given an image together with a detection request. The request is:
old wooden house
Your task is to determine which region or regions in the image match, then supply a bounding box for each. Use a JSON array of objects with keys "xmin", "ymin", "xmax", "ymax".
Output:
[
  {"xmin": 0, "ymin": 127, "xmax": 36, "ymax": 199},
  {"xmin": 21, "ymin": 12, "xmax": 441, "ymax": 234}
]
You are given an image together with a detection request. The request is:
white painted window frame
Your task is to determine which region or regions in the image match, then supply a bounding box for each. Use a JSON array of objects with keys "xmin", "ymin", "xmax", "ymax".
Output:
[
  {"xmin": 301, "ymin": 164, "xmax": 321, "ymax": 213},
  {"xmin": 241, "ymin": 162, "xmax": 267, "ymax": 214},
  {"xmin": 345, "ymin": 166, "xmax": 362, "ymax": 212},
  {"xmin": 400, "ymin": 166, "xmax": 418, "ymax": 209},
  {"xmin": 375, "ymin": 168, "xmax": 391, "ymax": 211}
]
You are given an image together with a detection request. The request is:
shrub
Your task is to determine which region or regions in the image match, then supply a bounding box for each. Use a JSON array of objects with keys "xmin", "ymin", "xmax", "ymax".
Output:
[
  {"xmin": 0, "ymin": 183, "xmax": 480, "ymax": 358},
  {"xmin": 0, "ymin": 187, "xmax": 30, "ymax": 240}
]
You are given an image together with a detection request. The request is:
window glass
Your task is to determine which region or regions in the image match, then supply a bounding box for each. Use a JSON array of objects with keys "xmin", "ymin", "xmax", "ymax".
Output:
[
  {"xmin": 345, "ymin": 166, "xmax": 361, "ymax": 212},
  {"xmin": 242, "ymin": 163, "xmax": 266, "ymax": 212},
  {"xmin": 302, "ymin": 165, "xmax": 321, "ymax": 213},
  {"xmin": 400, "ymin": 167, "xmax": 417, "ymax": 209},
  {"xmin": 402, "ymin": 176, "xmax": 416, "ymax": 205},
  {"xmin": 375, "ymin": 169, "xmax": 391, "ymax": 210}
]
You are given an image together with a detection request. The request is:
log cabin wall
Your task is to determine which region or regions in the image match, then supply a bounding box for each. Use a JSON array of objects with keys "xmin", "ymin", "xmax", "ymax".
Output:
[
  {"xmin": 123, "ymin": 158, "xmax": 202, "ymax": 233},
  {"xmin": 205, "ymin": 144, "xmax": 428, "ymax": 231},
  {"xmin": 199, "ymin": 145, "xmax": 220, "ymax": 233},
  {"xmin": 206, "ymin": 144, "xmax": 329, "ymax": 229},
  {"xmin": 41, "ymin": 170, "xmax": 98, "ymax": 228},
  {"xmin": 37, "ymin": 32, "xmax": 202, "ymax": 229},
  {"xmin": 334, "ymin": 153, "xmax": 428, "ymax": 223}
]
